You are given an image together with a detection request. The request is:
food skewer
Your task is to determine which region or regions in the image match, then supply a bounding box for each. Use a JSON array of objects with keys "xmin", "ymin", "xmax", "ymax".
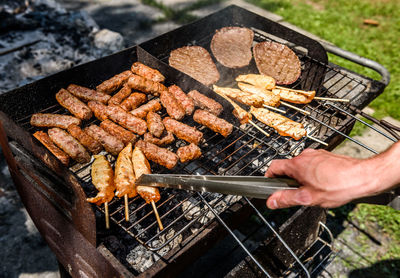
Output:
[
  {"xmin": 124, "ymin": 195, "xmax": 129, "ymax": 222},
  {"xmin": 279, "ymin": 101, "xmax": 311, "ymax": 115},
  {"xmin": 263, "ymin": 104, "xmax": 286, "ymax": 114},
  {"xmin": 151, "ymin": 201, "xmax": 164, "ymax": 231},
  {"xmin": 105, "ymin": 202, "xmax": 110, "ymax": 229}
]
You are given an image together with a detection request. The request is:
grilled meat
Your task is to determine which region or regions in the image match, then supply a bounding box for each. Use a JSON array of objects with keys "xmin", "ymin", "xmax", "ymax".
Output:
[
  {"xmin": 100, "ymin": 119, "xmax": 137, "ymax": 146},
  {"xmin": 188, "ymin": 90, "xmax": 223, "ymax": 116},
  {"xmin": 160, "ymin": 90, "xmax": 185, "ymax": 120},
  {"xmin": 56, "ymin": 89, "xmax": 92, "ymax": 120},
  {"xmin": 253, "ymin": 41, "xmax": 301, "ymax": 85},
  {"xmin": 135, "ymin": 140, "xmax": 178, "ymax": 170},
  {"xmin": 237, "ymin": 82, "xmax": 281, "ymax": 107},
  {"xmin": 88, "ymin": 100, "xmax": 109, "ymax": 121},
  {"xmin": 33, "ymin": 131, "xmax": 70, "ymax": 165},
  {"xmin": 120, "ymin": 92, "xmax": 147, "ymax": 111},
  {"xmin": 272, "ymin": 88, "xmax": 315, "ymax": 104},
  {"xmin": 96, "ymin": 70, "xmax": 132, "ymax": 94},
  {"xmin": 210, "ymin": 27, "xmax": 254, "ymax": 68},
  {"xmin": 67, "ymin": 124, "xmax": 103, "ymax": 154},
  {"xmin": 108, "ymin": 84, "xmax": 132, "ymax": 105},
  {"xmin": 87, "ymin": 155, "xmax": 115, "ymax": 205},
  {"xmin": 168, "ymin": 85, "xmax": 194, "ymax": 115},
  {"xmin": 146, "ymin": 111, "xmax": 164, "ymax": 138},
  {"xmin": 169, "ymin": 46, "xmax": 220, "ymax": 86},
  {"xmin": 130, "ymin": 99, "xmax": 162, "ymax": 119},
  {"xmin": 85, "ymin": 125, "xmax": 124, "ymax": 156},
  {"xmin": 30, "ymin": 113, "xmax": 81, "ymax": 129},
  {"xmin": 114, "ymin": 143, "xmax": 136, "ymax": 198},
  {"xmin": 48, "ymin": 127, "xmax": 91, "ymax": 164},
  {"xmin": 177, "ymin": 143, "xmax": 202, "ymax": 163},
  {"xmin": 235, "ymin": 74, "xmax": 276, "ymax": 90},
  {"xmin": 127, "ymin": 74, "xmax": 167, "ymax": 97},
  {"xmin": 193, "ymin": 109, "xmax": 233, "ymax": 138},
  {"xmin": 163, "ymin": 117, "xmax": 203, "ymax": 145},
  {"xmin": 131, "ymin": 62, "xmax": 165, "ymax": 83},
  {"xmin": 143, "ymin": 131, "xmax": 175, "ymax": 146},
  {"xmin": 250, "ymin": 107, "xmax": 306, "ymax": 140},
  {"xmin": 67, "ymin": 84, "xmax": 111, "ymax": 103},
  {"xmin": 107, "ymin": 104, "xmax": 147, "ymax": 135},
  {"xmin": 131, "ymin": 146, "xmax": 161, "ymax": 204},
  {"xmin": 213, "ymin": 85, "xmax": 264, "ymax": 108}
]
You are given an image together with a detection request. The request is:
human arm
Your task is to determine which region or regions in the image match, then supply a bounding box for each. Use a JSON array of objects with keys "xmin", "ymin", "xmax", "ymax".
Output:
[{"xmin": 265, "ymin": 142, "xmax": 400, "ymax": 209}]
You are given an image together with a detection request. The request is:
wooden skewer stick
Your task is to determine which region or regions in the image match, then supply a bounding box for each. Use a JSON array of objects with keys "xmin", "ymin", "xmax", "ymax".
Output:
[
  {"xmin": 275, "ymin": 85, "xmax": 312, "ymax": 94},
  {"xmin": 280, "ymin": 101, "xmax": 311, "ymax": 115},
  {"xmin": 151, "ymin": 201, "xmax": 164, "ymax": 231},
  {"xmin": 124, "ymin": 194, "xmax": 129, "ymax": 222},
  {"xmin": 263, "ymin": 104, "xmax": 286, "ymax": 114},
  {"xmin": 249, "ymin": 120, "xmax": 270, "ymax": 137},
  {"xmin": 307, "ymin": 135, "xmax": 329, "ymax": 146},
  {"xmin": 313, "ymin": 96, "xmax": 350, "ymax": 102},
  {"xmin": 105, "ymin": 202, "xmax": 110, "ymax": 229}
]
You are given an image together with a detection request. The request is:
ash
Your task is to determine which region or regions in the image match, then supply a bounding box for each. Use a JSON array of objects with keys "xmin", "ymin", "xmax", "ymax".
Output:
[{"xmin": 0, "ymin": 0, "xmax": 124, "ymax": 94}]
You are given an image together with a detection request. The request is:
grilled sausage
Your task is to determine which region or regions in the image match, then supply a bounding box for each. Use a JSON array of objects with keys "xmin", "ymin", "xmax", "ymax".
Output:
[
  {"xmin": 108, "ymin": 84, "xmax": 132, "ymax": 105},
  {"xmin": 188, "ymin": 90, "xmax": 223, "ymax": 116},
  {"xmin": 177, "ymin": 143, "xmax": 202, "ymax": 163},
  {"xmin": 131, "ymin": 146, "xmax": 161, "ymax": 204},
  {"xmin": 87, "ymin": 100, "xmax": 109, "ymax": 121},
  {"xmin": 33, "ymin": 131, "xmax": 70, "ymax": 165},
  {"xmin": 130, "ymin": 62, "xmax": 165, "ymax": 83},
  {"xmin": 96, "ymin": 70, "xmax": 132, "ymax": 94},
  {"xmin": 135, "ymin": 140, "xmax": 178, "ymax": 170},
  {"xmin": 146, "ymin": 111, "xmax": 164, "ymax": 138},
  {"xmin": 67, "ymin": 124, "xmax": 103, "ymax": 154},
  {"xmin": 67, "ymin": 84, "xmax": 111, "ymax": 104},
  {"xmin": 114, "ymin": 143, "xmax": 136, "ymax": 198},
  {"xmin": 100, "ymin": 119, "xmax": 137, "ymax": 146},
  {"xmin": 30, "ymin": 113, "xmax": 81, "ymax": 129},
  {"xmin": 87, "ymin": 155, "xmax": 115, "ymax": 205},
  {"xmin": 168, "ymin": 85, "xmax": 194, "ymax": 115},
  {"xmin": 130, "ymin": 99, "xmax": 162, "ymax": 119},
  {"xmin": 163, "ymin": 117, "xmax": 203, "ymax": 145},
  {"xmin": 120, "ymin": 92, "xmax": 147, "ymax": 111},
  {"xmin": 160, "ymin": 90, "xmax": 185, "ymax": 120},
  {"xmin": 127, "ymin": 74, "xmax": 167, "ymax": 97},
  {"xmin": 85, "ymin": 125, "xmax": 124, "ymax": 156},
  {"xmin": 48, "ymin": 128, "xmax": 91, "ymax": 164},
  {"xmin": 56, "ymin": 89, "xmax": 92, "ymax": 120},
  {"xmin": 107, "ymin": 104, "xmax": 147, "ymax": 135},
  {"xmin": 143, "ymin": 131, "xmax": 175, "ymax": 146},
  {"xmin": 193, "ymin": 109, "xmax": 233, "ymax": 137}
]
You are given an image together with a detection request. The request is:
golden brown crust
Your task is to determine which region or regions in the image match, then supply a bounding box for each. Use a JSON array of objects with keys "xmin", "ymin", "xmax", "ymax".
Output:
[
  {"xmin": 146, "ymin": 111, "xmax": 164, "ymax": 138},
  {"xmin": 168, "ymin": 85, "xmax": 194, "ymax": 115},
  {"xmin": 143, "ymin": 131, "xmax": 175, "ymax": 146},
  {"xmin": 130, "ymin": 99, "xmax": 162, "ymax": 119},
  {"xmin": 30, "ymin": 113, "xmax": 81, "ymax": 129},
  {"xmin": 96, "ymin": 70, "xmax": 132, "ymax": 94},
  {"xmin": 87, "ymin": 100, "xmax": 109, "ymax": 121},
  {"xmin": 100, "ymin": 119, "xmax": 137, "ymax": 146},
  {"xmin": 114, "ymin": 143, "xmax": 136, "ymax": 198},
  {"xmin": 33, "ymin": 131, "xmax": 70, "ymax": 165},
  {"xmin": 67, "ymin": 124, "xmax": 103, "ymax": 154},
  {"xmin": 188, "ymin": 90, "xmax": 223, "ymax": 116},
  {"xmin": 135, "ymin": 140, "xmax": 178, "ymax": 170},
  {"xmin": 56, "ymin": 89, "xmax": 92, "ymax": 120},
  {"xmin": 177, "ymin": 143, "xmax": 202, "ymax": 163},
  {"xmin": 193, "ymin": 109, "xmax": 233, "ymax": 138},
  {"xmin": 85, "ymin": 125, "xmax": 124, "ymax": 156},
  {"xmin": 130, "ymin": 62, "xmax": 165, "ymax": 83},
  {"xmin": 107, "ymin": 104, "xmax": 147, "ymax": 135},
  {"xmin": 160, "ymin": 90, "xmax": 185, "ymax": 120},
  {"xmin": 163, "ymin": 117, "xmax": 203, "ymax": 145},
  {"xmin": 67, "ymin": 84, "xmax": 111, "ymax": 103},
  {"xmin": 87, "ymin": 155, "xmax": 115, "ymax": 205},
  {"xmin": 127, "ymin": 74, "xmax": 167, "ymax": 97},
  {"xmin": 120, "ymin": 92, "xmax": 147, "ymax": 111},
  {"xmin": 108, "ymin": 84, "xmax": 132, "ymax": 105}
]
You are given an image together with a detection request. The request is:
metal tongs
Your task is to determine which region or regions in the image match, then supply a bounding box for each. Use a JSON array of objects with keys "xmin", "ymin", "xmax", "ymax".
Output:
[{"xmin": 135, "ymin": 174, "xmax": 299, "ymax": 199}]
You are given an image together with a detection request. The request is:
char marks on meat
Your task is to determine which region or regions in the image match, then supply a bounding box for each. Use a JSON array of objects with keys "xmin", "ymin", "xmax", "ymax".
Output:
[
  {"xmin": 144, "ymin": 131, "xmax": 175, "ymax": 146},
  {"xmin": 56, "ymin": 89, "xmax": 92, "ymax": 120},
  {"xmin": 67, "ymin": 124, "xmax": 103, "ymax": 154},
  {"xmin": 30, "ymin": 113, "xmax": 81, "ymax": 129},
  {"xmin": 85, "ymin": 125, "xmax": 124, "ymax": 156},
  {"xmin": 146, "ymin": 111, "xmax": 164, "ymax": 138},
  {"xmin": 169, "ymin": 46, "xmax": 220, "ymax": 86},
  {"xmin": 210, "ymin": 27, "xmax": 254, "ymax": 68},
  {"xmin": 131, "ymin": 62, "xmax": 165, "ymax": 83},
  {"xmin": 67, "ymin": 84, "xmax": 111, "ymax": 104},
  {"xmin": 188, "ymin": 90, "xmax": 223, "ymax": 116},
  {"xmin": 160, "ymin": 90, "xmax": 185, "ymax": 120},
  {"xmin": 193, "ymin": 109, "xmax": 233, "ymax": 138},
  {"xmin": 33, "ymin": 131, "xmax": 70, "ymax": 165},
  {"xmin": 107, "ymin": 104, "xmax": 147, "ymax": 135},
  {"xmin": 168, "ymin": 85, "xmax": 194, "ymax": 115},
  {"xmin": 100, "ymin": 119, "xmax": 137, "ymax": 146},
  {"xmin": 177, "ymin": 143, "xmax": 202, "ymax": 163},
  {"xmin": 135, "ymin": 140, "xmax": 178, "ymax": 170},
  {"xmin": 163, "ymin": 117, "xmax": 203, "ymax": 145}
]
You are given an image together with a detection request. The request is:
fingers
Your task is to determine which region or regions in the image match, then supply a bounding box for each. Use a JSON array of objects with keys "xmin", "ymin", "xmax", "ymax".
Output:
[
  {"xmin": 266, "ymin": 188, "xmax": 313, "ymax": 209},
  {"xmin": 265, "ymin": 159, "xmax": 293, "ymax": 178}
]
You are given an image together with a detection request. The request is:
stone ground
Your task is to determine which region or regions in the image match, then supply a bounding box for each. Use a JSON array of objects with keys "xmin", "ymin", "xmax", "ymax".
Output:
[{"xmin": 1, "ymin": 0, "xmax": 398, "ymax": 277}]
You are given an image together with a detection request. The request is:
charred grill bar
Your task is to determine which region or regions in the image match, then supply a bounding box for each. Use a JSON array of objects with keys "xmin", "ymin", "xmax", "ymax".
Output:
[{"xmin": 0, "ymin": 5, "xmax": 394, "ymax": 278}]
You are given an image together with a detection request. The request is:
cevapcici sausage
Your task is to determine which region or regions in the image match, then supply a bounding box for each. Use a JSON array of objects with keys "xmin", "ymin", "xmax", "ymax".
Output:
[
  {"xmin": 108, "ymin": 84, "xmax": 132, "ymax": 105},
  {"xmin": 135, "ymin": 140, "xmax": 178, "ymax": 170},
  {"xmin": 67, "ymin": 124, "xmax": 103, "ymax": 154},
  {"xmin": 48, "ymin": 127, "xmax": 91, "ymax": 164},
  {"xmin": 56, "ymin": 89, "xmax": 92, "ymax": 120},
  {"xmin": 188, "ymin": 90, "xmax": 223, "ymax": 116},
  {"xmin": 130, "ymin": 99, "xmax": 162, "ymax": 119},
  {"xmin": 100, "ymin": 119, "xmax": 137, "ymax": 146},
  {"xmin": 160, "ymin": 90, "xmax": 185, "ymax": 120},
  {"xmin": 67, "ymin": 84, "xmax": 111, "ymax": 104},
  {"xmin": 163, "ymin": 117, "xmax": 203, "ymax": 145},
  {"xmin": 177, "ymin": 143, "xmax": 202, "ymax": 163},
  {"xmin": 85, "ymin": 125, "xmax": 124, "ymax": 156},
  {"xmin": 131, "ymin": 62, "xmax": 165, "ymax": 83},
  {"xmin": 33, "ymin": 131, "xmax": 70, "ymax": 165},
  {"xmin": 87, "ymin": 100, "xmax": 109, "ymax": 121},
  {"xmin": 120, "ymin": 92, "xmax": 147, "ymax": 111},
  {"xmin": 96, "ymin": 70, "xmax": 132, "ymax": 94},
  {"xmin": 107, "ymin": 104, "xmax": 147, "ymax": 135},
  {"xmin": 146, "ymin": 111, "xmax": 164, "ymax": 138},
  {"xmin": 193, "ymin": 109, "xmax": 233, "ymax": 137},
  {"xmin": 168, "ymin": 85, "xmax": 194, "ymax": 115},
  {"xmin": 30, "ymin": 113, "xmax": 81, "ymax": 129},
  {"xmin": 143, "ymin": 131, "xmax": 175, "ymax": 146},
  {"xmin": 127, "ymin": 74, "xmax": 167, "ymax": 97}
]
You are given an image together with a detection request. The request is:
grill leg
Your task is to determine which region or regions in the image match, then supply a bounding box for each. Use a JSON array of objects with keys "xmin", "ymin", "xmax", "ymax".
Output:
[{"xmin": 58, "ymin": 261, "xmax": 72, "ymax": 278}]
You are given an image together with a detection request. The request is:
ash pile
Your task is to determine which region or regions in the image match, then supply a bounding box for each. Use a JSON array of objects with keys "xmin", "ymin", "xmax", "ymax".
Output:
[{"xmin": 0, "ymin": 0, "xmax": 125, "ymax": 93}]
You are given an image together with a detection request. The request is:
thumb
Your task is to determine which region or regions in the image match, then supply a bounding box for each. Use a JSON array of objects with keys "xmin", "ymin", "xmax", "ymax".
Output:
[{"xmin": 266, "ymin": 188, "xmax": 313, "ymax": 209}]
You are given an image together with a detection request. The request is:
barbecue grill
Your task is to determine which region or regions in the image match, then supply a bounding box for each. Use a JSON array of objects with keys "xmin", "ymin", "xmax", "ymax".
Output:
[{"xmin": 0, "ymin": 5, "xmax": 398, "ymax": 278}]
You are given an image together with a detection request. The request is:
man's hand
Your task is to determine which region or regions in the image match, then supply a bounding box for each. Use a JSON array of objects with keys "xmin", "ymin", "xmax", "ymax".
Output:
[{"xmin": 265, "ymin": 144, "xmax": 400, "ymax": 209}]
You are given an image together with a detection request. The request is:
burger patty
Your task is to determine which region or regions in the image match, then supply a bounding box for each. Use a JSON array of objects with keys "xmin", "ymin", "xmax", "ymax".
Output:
[
  {"xmin": 253, "ymin": 41, "xmax": 301, "ymax": 85},
  {"xmin": 210, "ymin": 27, "xmax": 254, "ymax": 68}
]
